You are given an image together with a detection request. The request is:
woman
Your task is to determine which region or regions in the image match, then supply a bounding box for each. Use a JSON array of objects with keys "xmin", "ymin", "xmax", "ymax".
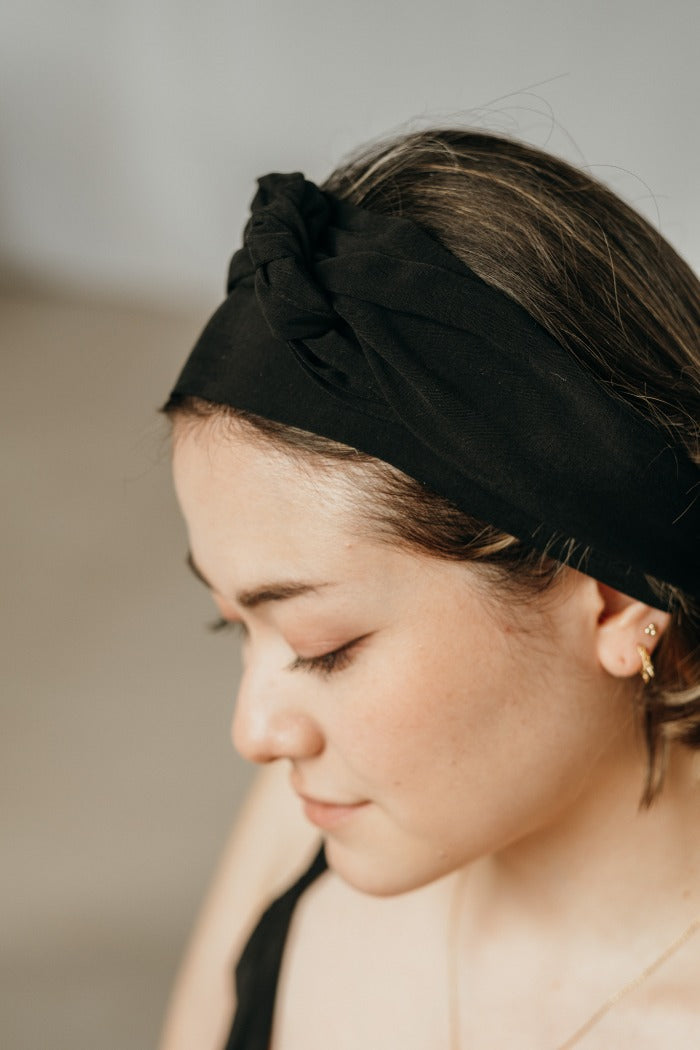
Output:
[{"xmin": 159, "ymin": 129, "xmax": 700, "ymax": 1049}]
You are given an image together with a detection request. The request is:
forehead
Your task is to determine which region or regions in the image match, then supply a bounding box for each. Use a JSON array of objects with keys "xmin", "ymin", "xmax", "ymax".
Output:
[
  {"xmin": 170, "ymin": 419, "xmax": 484, "ymax": 618},
  {"xmin": 173, "ymin": 420, "xmax": 358, "ymax": 523},
  {"xmin": 172, "ymin": 421, "xmax": 380, "ymax": 588}
]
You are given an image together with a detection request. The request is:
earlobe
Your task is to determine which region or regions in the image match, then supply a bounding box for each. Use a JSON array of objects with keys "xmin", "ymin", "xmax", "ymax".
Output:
[{"xmin": 594, "ymin": 583, "xmax": 671, "ymax": 680}]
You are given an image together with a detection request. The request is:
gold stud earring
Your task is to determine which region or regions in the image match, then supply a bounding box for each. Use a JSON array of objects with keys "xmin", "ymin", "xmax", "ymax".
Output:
[
  {"xmin": 643, "ymin": 623, "xmax": 657, "ymax": 637},
  {"xmin": 636, "ymin": 645, "xmax": 655, "ymax": 684}
]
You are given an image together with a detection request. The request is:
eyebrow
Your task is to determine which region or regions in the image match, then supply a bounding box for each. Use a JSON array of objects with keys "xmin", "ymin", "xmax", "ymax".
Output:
[{"xmin": 186, "ymin": 552, "xmax": 328, "ymax": 609}]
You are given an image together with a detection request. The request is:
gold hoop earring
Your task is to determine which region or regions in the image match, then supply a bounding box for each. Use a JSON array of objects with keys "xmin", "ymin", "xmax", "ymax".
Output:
[{"xmin": 636, "ymin": 645, "xmax": 655, "ymax": 684}]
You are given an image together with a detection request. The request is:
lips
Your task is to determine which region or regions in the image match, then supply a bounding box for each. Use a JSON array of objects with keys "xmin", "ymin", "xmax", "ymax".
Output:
[
  {"xmin": 289, "ymin": 768, "xmax": 370, "ymax": 829},
  {"xmin": 301, "ymin": 797, "xmax": 369, "ymax": 829},
  {"xmin": 297, "ymin": 793, "xmax": 370, "ymax": 830}
]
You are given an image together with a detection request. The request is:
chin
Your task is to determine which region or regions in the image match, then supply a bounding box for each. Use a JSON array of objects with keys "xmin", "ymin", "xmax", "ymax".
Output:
[{"xmin": 323, "ymin": 836, "xmax": 459, "ymax": 897}]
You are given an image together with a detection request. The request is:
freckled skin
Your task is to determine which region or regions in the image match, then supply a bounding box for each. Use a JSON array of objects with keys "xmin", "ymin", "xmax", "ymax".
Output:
[{"xmin": 172, "ymin": 423, "xmax": 639, "ymax": 897}]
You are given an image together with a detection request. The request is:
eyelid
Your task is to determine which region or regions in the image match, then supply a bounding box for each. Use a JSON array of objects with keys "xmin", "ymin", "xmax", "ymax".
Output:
[
  {"xmin": 209, "ymin": 619, "xmax": 369, "ymax": 678},
  {"xmin": 208, "ymin": 616, "xmax": 246, "ymax": 635},
  {"xmin": 288, "ymin": 634, "xmax": 369, "ymax": 677}
]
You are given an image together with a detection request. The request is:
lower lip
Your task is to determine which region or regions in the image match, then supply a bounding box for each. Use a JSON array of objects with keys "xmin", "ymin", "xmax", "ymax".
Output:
[{"xmin": 301, "ymin": 798, "xmax": 369, "ymax": 830}]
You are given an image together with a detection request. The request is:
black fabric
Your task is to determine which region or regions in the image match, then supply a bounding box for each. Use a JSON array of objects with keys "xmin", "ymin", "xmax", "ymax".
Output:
[
  {"xmin": 223, "ymin": 846, "xmax": 328, "ymax": 1050},
  {"xmin": 171, "ymin": 173, "xmax": 700, "ymax": 608}
]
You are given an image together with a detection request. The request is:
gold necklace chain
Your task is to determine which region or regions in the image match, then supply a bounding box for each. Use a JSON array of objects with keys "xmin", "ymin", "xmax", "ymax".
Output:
[
  {"xmin": 447, "ymin": 871, "xmax": 699, "ymax": 1050},
  {"xmin": 555, "ymin": 918, "xmax": 700, "ymax": 1049}
]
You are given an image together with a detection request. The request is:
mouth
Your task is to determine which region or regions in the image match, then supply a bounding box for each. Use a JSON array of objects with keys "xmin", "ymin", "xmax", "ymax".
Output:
[{"xmin": 297, "ymin": 794, "xmax": 370, "ymax": 830}]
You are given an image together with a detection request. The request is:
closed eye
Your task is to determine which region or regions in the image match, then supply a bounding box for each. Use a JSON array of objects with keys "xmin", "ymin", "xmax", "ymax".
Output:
[
  {"xmin": 208, "ymin": 617, "xmax": 245, "ymax": 636},
  {"xmin": 209, "ymin": 619, "xmax": 367, "ymax": 678},
  {"xmin": 288, "ymin": 635, "xmax": 368, "ymax": 678}
]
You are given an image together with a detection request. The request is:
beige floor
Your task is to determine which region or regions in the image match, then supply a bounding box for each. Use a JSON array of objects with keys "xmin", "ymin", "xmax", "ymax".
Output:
[{"xmin": 1, "ymin": 287, "xmax": 254, "ymax": 1049}]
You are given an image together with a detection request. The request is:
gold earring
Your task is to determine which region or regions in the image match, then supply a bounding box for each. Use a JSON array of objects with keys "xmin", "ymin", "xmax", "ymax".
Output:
[
  {"xmin": 644, "ymin": 623, "xmax": 657, "ymax": 637},
  {"xmin": 636, "ymin": 645, "xmax": 655, "ymax": 684}
]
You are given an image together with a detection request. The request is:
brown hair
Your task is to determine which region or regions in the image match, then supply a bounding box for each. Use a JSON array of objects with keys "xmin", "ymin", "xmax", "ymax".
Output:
[{"xmin": 168, "ymin": 128, "xmax": 700, "ymax": 803}]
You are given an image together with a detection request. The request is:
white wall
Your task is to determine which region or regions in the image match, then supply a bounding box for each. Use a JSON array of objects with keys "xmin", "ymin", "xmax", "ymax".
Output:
[{"xmin": 2, "ymin": 0, "xmax": 698, "ymax": 303}]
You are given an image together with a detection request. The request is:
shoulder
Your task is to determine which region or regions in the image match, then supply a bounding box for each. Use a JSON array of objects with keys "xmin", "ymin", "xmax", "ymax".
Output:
[{"xmin": 158, "ymin": 762, "xmax": 322, "ymax": 1050}]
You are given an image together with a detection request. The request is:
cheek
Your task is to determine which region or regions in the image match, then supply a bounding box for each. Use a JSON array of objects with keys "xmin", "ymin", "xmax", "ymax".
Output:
[
  {"xmin": 336, "ymin": 641, "xmax": 501, "ymax": 796},
  {"xmin": 336, "ymin": 627, "xmax": 600, "ymax": 843}
]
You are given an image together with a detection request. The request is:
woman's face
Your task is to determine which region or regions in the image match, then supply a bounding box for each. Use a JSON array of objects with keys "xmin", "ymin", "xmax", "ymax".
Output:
[{"xmin": 172, "ymin": 422, "xmax": 632, "ymax": 896}]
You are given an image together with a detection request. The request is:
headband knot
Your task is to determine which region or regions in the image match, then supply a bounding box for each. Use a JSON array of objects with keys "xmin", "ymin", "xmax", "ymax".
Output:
[{"xmin": 234, "ymin": 172, "xmax": 337, "ymax": 343}]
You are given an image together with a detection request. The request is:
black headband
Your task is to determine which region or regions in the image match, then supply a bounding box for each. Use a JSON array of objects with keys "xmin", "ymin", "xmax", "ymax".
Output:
[{"xmin": 170, "ymin": 172, "xmax": 700, "ymax": 609}]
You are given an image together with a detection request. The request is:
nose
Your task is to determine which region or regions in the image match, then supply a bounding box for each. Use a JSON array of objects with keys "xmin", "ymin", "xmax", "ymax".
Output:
[{"xmin": 231, "ymin": 667, "xmax": 325, "ymax": 764}]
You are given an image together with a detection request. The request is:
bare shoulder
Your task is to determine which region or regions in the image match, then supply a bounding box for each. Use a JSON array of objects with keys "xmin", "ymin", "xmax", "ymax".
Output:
[{"xmin": 158, "ymin": 762, "xmax": 322, "ymax": 1050}]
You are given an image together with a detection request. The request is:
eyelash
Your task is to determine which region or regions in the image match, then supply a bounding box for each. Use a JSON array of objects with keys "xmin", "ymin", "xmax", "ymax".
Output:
[
  {"xmin": 208, "ymin": 618, "xmax": 357, "ymax": 678},
  {"xmin": 288, "ymin": 645, "xmax": 355, "ymax": 677},
  {"xmin": 209, "ymin": 617, "xmax": 242, "ymax": 634}
]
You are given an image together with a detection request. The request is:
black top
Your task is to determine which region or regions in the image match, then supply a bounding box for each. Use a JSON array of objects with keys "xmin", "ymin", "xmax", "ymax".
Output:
[{"xmin": 223, "ymin": 846, "xmax": 328, "ymax": 1050}]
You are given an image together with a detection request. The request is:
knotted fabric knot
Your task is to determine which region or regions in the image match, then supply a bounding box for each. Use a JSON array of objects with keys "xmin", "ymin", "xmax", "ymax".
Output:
[{"xmin": 232, "ymin": 172, "xmax": 337, "ymax": 342}]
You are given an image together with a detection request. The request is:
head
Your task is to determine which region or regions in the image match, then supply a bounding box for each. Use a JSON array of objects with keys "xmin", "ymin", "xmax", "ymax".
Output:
[{"xmin": 166, "ymin": 128, "xmax": 700, "ymax": 891}]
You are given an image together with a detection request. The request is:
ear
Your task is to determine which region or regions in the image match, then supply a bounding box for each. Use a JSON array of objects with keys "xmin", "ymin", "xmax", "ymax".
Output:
[{"xmin": 595, "ymin": 583, "xmax": 671, "ymax": 679}]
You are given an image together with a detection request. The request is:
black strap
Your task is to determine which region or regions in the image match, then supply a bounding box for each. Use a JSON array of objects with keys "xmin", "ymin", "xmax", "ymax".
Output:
[{"xmin": 223, "ymin": 845, "xmax": 328, "ymax": 1050}]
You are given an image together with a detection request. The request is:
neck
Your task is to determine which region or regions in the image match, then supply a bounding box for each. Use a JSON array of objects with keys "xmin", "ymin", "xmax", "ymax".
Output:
[{"xmin": 471, "ymin": 738, "xmax": 700, "ymax": 944}]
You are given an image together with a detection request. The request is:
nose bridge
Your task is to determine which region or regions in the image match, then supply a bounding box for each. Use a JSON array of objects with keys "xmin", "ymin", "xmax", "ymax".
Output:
[{"xmin": 231, "ymin": 660, "xmax": 324, "ymax": 764}]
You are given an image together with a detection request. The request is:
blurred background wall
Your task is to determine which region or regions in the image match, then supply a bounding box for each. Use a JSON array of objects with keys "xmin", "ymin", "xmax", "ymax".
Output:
[{"xmin": 1, "ymin": 1, "xmax": 698, "ymax": 1047}]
